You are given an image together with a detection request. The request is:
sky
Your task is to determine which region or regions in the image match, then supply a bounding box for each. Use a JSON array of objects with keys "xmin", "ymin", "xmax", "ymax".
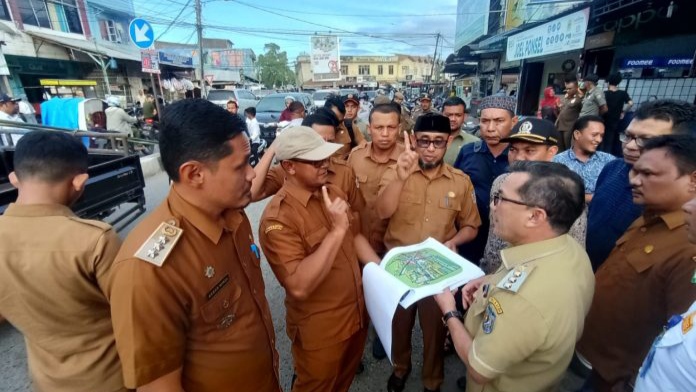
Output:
[{"xmin": 132, "ymin": 0, "xmax": 460, "ymax": 63}]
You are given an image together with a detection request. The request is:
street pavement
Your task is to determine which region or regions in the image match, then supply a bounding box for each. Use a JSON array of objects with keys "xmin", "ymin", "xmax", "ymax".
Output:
[{"xmin": 0, "ymin": 171, "xmax": 467, "ymax": 392}]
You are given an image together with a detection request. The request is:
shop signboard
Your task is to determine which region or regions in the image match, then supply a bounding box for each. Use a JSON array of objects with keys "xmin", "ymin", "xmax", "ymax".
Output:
[
  {"xmin": 506, "ymin": 8, "xmax": 590, "ymax": 62},
  {"xmin": 454, "ymin": 0, "xmax": 490, "ymax": 51},
  {"xmin": 158, "ymin": 51, "xmax": 194, "ymax": 67},
  {"xmin": 620, "ymin": 57, "xmax": 694, "ymax": 68},
  {"xmin": 141, "ymin": 50, "xmax": 160, "ymax": 74},
  {"xmin": 505, "ymin": 0, "xmax": 575, "ymax": 31},
  {"xmin": 310, "ymin": 35, "xmax": 341, "ymax": 82}
]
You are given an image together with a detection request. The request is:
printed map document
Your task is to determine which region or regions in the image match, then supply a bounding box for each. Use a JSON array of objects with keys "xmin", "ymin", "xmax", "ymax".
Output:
[{"xmin": 363, "ymin": 237, "xmax": 484, "ymax": 362}]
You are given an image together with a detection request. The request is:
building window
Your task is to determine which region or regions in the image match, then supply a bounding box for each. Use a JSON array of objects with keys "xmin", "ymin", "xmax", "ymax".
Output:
[
  {"xmin": 378, "ymin": 65, "xmax": 383, "ymax": 75},
  {"xmin": 19, "ymin": 0, "xmax": 83, "ymax": 34},
  {"xmin": 0, "ymin": 0, "xmax": 10, "ymax": 21},
  {"xmin": 389, "ymin": 65, "xmax": 394, "ymax": 75},
  {"xmin": 340, "ymin": 65, "xmax": 348, "ymax": 75},
  {"xmin": 402, "ymin": 65, "xmax": 409, "ymax": 75},
  {"xmin": 358, "ymin": 65, "xmax": 370, "ymax": 75},
  {"xmin": 101, "ymin": 19, "xmax": 123, "ymax": 43}
]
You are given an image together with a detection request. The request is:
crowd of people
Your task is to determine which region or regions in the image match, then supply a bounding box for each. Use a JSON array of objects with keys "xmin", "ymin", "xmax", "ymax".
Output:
[{"xmin": 0, "ymin": 82, "xmax": 695, "ymax": 392}]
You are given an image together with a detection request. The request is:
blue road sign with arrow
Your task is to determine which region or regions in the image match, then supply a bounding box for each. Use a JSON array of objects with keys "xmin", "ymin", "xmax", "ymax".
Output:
[{"xmin": 129, "ymin": 18, "xmax": 155, "ymax": 49}]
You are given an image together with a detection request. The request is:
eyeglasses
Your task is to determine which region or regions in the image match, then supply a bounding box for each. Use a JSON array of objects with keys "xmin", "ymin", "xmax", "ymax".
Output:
[
  {"xmin": 492, "ymin": 191, "xmax": 535, "ymax": 208},
  {"xmin": 415, "ymin": 138, "xmax": 448, "ymax": 149},
  {"xmin": 291, "ymin": 158, "xmax": 329, "ymax": 168},
  {"xmin": 620, "ymin": 133, "xmax": 650, "ymax": 148}
]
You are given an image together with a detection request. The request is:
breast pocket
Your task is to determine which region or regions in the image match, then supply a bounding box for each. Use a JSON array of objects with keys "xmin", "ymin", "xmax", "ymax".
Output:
[
  {"xmin": 305, "ymin": 226, "xmax": 329, "ymax": 254},
  {"xmin": 438, "ymin": 195, "xmax": 462, "ymax": 223},
  {"xmin": 201, "ymin": 276, "xmax": 243, "ymax": 331},
  {"xmin": 396, "ymin": 189, "xmax": 424, "ymax": 224}
]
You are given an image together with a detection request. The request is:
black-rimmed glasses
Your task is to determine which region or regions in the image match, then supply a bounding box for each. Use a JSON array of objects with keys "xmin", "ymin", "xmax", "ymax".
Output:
[
  {"xmin": 619, "ymin": 133, "xmax": 650, "ymax": 148},
  {"xmin": 492, "ymin": 191, "xmax": 536, "ymax": 208},
  {"xmin": 415, "ymin": 138, "xmax": 448, "ymax": 149},
  {"xmin": 291, "ymin": 158, "xmax": 329, "ymax": 168}
]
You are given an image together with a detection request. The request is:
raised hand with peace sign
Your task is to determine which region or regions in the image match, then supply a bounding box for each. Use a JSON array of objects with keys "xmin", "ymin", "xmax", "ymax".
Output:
[{"xmin": 396, "ymin": 131, "xmax": 420, "ymax": 181}]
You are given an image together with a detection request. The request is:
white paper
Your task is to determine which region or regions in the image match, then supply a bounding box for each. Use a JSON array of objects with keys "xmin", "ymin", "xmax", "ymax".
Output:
[{"xmin": 362, "ymin": 237, "xmax": 485, "ymax": 363}]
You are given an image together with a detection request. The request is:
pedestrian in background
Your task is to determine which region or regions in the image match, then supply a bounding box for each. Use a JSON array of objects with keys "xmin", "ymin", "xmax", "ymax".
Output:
[
  {"xmin": 553, "ymin": 115, "xmax": 614, "ymax": 203},
  {"xmin": 579, "ymin": 74, "xmax": 608, "ymax": 117},
  {"xmin": 442, "ymin": 97, "xmax": 480, "ymax": 166},
  {"xmin": 602, "ymin": 72, "xmax": 633, "ymax": 156},
  {"xmin": 0, "ymin": 131, "xmax": 125, "ymax": 392},
  {"xmin": 556, "ymin": 74, "xmax": 584, "ymax": 151}
]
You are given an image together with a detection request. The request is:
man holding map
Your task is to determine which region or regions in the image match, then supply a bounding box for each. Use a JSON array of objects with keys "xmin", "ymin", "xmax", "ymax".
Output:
[
  {"xmin": 433, "ymin": 161, "xmax": 595, "ymax": 392},
  {"xmin": 376, "ymin": 113, "xmax": 481, "ymax": 392},
  {"xmin": 259, "ymin": 126, "xmax": 380, "ymax": 392}
]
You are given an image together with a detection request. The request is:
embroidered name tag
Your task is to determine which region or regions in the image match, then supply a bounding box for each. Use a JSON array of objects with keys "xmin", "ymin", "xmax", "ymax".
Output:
[{"xmin": 206, "ymin": 274, "xmax": 230, "ymax": 300}]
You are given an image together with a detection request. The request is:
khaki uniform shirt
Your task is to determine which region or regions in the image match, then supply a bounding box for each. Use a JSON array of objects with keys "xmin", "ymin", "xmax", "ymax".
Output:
[
  {"xmin": 259, "ymin": 183, "xmax": 368, "ymax": 350},
  {"xmin": 110, "ymin": 188, "xmax": 280, "ymax": 391},
  {"xmin": 556, "ymin": 94, "xmax": 583, "ymax": 133},
  {"xmin": 577, "ymin": 211, "xmax": 696, "ymax": 386},
  {"xmin": 411, "ymin": 106, "xmax": 440, "ymax": 122},
  {"xmin": 379, "ymin": 163, "xmax": 481, "ymax": 249},
  {"xmin": 259, "ymin": 158, "xmax": 364, "ymax": 211},
  {"xmin": 336, "ymin": 121, "xmax": 366, "ymax": 160},
  {"xmin": 464, "ymin": 235, "xmax": 595, "ymax": 392},
  {"xmin": 353, "ymin": 117, "xmax": 370, "ymax": 141},
  {"xmin": 0, "ymin": 203, "xmax": 124, "ymax": 392},
  {"xmin": 348, "ymin": 141, "xmax": 405, "ymax": 254},
  {"xmin": 579, "ymin": 87, "xmax": 607, "ymax": 117},
  {"xmin": 444, "ymin": 131, "xmax": 480, "ymax": 167}
]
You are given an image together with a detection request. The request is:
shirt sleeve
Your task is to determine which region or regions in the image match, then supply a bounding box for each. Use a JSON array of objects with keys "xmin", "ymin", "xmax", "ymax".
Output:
[
  {"xmin": 93, "ymin": 228, "xmax": 122, "ymax": 300},
  {"xmin": 110, "ymin": 260, "xmax": 188, "ymax": 388},
  {"xmin": 596, "ymin": 90, "xmax": 607, "ymax": 107},
  {"xmin": 377, "ymin": 165, "xmax": 399, "ymax": 198},
  {"xmin": 259, "ymin": 216, "xmax": 308, "ymax": 284},
  {"xmin": 457, "ymin": 176, "xmax": 482, "ymax": 230},
  {"xmin": 259, "ymin": 165, "xmax": 285, "ymax": 199},
  {"xmin": 468, "ymin": 293, "xmax": 547, "ymax": 379}
]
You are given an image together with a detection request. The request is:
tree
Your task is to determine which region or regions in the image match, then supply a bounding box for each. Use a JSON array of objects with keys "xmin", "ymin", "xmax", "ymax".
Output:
[{"xmin": 257, "ymin": 43, "xmax": 295, "ymax": 89}]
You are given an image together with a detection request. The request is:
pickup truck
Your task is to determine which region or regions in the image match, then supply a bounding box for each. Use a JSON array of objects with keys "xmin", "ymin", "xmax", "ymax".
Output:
[{"xmin": 0, "ymin": 122, "xmax": 150, "ymax": 231}]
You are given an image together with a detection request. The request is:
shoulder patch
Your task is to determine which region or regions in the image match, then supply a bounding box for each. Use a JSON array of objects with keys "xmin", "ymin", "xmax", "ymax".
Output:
[
  {"xmin": 134, "ymin": 221, "xmax": 183, "ymax": 267},
  {"xmin": 330, "ymin": 156, "xmax": 350, "ymax": 167},
  {"xmin": 264, "ymin": 224, "xmax": 283, "ymax": 234},
  {"xmin": 496, "ymin": 265, "xmax": 536, "ymax": 293},
  {"xmin": 67, "ymin": 216, "xmax": 113, "ymax": 231}
]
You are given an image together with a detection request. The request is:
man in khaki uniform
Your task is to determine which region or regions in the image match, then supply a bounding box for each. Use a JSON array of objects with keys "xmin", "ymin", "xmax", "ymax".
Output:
[
  {"xmin": 442, "ymin": 96, "xmax": 480, "ymax": 166},
  {"xmin": 344, "ymin": 93, "xmax": 369, "ymax": 141},
  {"xmin": 348, "ymin": 102, "xmax": 404, "ymax": 255},
  {"xmin": 325, "ymin": 95, "xmax": 365, "ymax": 159},
  {"xmin": 259, "ymin": 126, "xmax": 380, "ymax": 392},
  {"xmin": 393, "ymin": 92, "xmax": 415, "ymax": 134},
  {"xmin": 411, "ymin": 93, "xmax": 440, "ymax": 121},
  {"xmin": 376, "ymin": 113, "xmax": 481, "ymax": 392},
  {"xmin": 434, "ymin": 161, "xmax": 595, "ymax": 392},
  {"xmin": 251, "ymin": 110, "xmax": 363, "ymax": 209},
  {"xmin": 0, "ymin": 131, "xmax": 125, "ymax": 392},
  {"xmin": 110, "ymin": 99, "xmax": 281, "ymax": 392},
  {"xmin": 577, "ymin": 134, "xmax": 696, "ymax": 392}
]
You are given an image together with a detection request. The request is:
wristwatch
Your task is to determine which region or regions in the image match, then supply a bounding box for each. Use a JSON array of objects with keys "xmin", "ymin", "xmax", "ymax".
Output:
[{"xmin": 442, "ymin": 310, "xmax": 463, "ymax": 326}]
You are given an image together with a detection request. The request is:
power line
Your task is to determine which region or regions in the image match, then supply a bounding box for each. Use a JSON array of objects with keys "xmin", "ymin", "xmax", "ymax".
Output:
[{"xmin": 155, "ymin": 0, "xmax": 194, "ymax": 40}]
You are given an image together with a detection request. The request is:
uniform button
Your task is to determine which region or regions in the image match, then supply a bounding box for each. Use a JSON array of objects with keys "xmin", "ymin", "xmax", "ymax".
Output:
[
  {"xmin": 640, "ymin": 227, "xmax": 647, "ymax": 233},
  {"xmin": 425, "ymin": 218, "xmax": 429, "ymax": 222},
  {"xmin": 222, "ymin": 299, "xmax": 230, "ymax": 309},
  {"xmin": 253, "ymin": 289, "xmax": 257, "ymax": 294},
  {"xmin": 427, "ymin": 199, "xmax": 431, "ymax": 204}
]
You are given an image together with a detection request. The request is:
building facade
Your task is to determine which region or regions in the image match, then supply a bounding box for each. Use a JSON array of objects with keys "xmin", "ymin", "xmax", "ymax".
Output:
[{"xmin": 295, "ymin": 53, "xmax": 442, "ymax": 89}]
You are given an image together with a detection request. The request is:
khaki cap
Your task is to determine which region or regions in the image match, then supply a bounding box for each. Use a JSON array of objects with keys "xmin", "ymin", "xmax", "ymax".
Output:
[{"xmin": 275, "ymin": 126, "xmax": 343, "ymax": 161}]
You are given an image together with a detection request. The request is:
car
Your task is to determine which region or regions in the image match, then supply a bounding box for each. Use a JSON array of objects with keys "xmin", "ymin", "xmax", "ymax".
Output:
[
  {"xmin": 339, "ymin": 88, "xmax": 359, "ymax": 97},
  {"xmin": 312, "ymin": 89, "xmax": 338, "ymax": 109},
  {"xmin": 256, "ymin": 93, "xmax": 316, "ymax": 145},
  {"xmin": 206, "ymin": 89, "xmax": 258, "ymax": 111},
  {"xmin": 364, "ymin": 90, "xmax": 377, "ymax": 102},
  {"xmin": 253, "ymin": 89, "xmax": 277, "ymax": 99}
]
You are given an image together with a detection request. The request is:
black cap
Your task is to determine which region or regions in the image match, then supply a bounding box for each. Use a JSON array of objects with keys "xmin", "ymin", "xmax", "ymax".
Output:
[
  {"xmin": 343, "ymin": 94, "xmax": 359, "ymax": 105},
  {"xmin": 584, "ymin": 74, "xmax": 599, "ymax": 83},
  {"xmin": 0, "ymin": 93, "xmax": 20, "ymax": 103},
  {"xmin": 414, "ymin": 113, "xmax": 450, "ymax": 134},
  {"xmin": 500, "ymin": 118, "xmax": 560, "ymax": 145}
]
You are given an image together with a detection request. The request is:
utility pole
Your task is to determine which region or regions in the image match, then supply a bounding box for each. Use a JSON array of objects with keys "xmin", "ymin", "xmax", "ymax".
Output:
[
  {"xmin": 429, "ymin": 33, "xmax": 440, "ymax": 84},
  {"xmin": 195, "ymin": 0, "xmax": 206, "ymax": 98}
]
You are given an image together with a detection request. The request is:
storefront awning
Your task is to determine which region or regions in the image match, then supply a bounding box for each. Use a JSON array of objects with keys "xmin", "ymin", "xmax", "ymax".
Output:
[{"xmin": 26, "ymin": 31, "xmax": 141, "ymax": 62}]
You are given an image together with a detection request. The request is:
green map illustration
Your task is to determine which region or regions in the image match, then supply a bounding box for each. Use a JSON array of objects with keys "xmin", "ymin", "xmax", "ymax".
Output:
[{"xmin": 384, "ymin": 249, "xmax": 463, "ymax": 288}]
